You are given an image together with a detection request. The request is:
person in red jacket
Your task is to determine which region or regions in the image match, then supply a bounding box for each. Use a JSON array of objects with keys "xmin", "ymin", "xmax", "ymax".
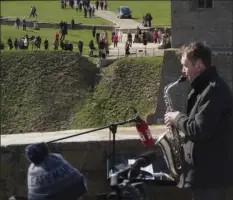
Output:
[
  {"xmin": 55, "ymin": 32, "xmax": 59, "ymax": 41},
  {"xmin": 152, "ymin": 29, "xmax": 158, "ymax": 43},
  {"xmin": 113, "ymin": 33, "xmax": 118, "ymax": 48}
]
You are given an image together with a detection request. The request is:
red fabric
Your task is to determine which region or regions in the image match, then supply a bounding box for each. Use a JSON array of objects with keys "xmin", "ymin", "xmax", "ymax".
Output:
[
  {"xmin": 113, "ymin": 34, "xmax": 118, "ymax": 42},
  {"xmin": 153, "ymin": 32, "xmax": 158, "ymax": 40},
  {"xmin": 55, "ymin": 33, "xmax": 59, "ymax": 40}
]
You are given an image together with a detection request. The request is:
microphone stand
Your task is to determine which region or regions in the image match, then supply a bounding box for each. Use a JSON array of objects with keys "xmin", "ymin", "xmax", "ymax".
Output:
[{"xmin": 47, "ymin": 117, "xmax": 138, "ymax": 174}]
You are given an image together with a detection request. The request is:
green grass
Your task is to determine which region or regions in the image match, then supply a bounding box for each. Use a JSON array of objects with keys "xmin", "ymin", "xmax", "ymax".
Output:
[
  {"xmin": 1, "ymin": 52, "xmax": 163, "ymax": 134},
  {"xmin": 1, "ymin": 1, "xmax": 171, "ymax": 26},
  {"xmin": 71, "ymin": 56, "xmax": 163, "ymax": 128},
  {"xmin": 106, "ymin": 1, "xmax": 171, "ymax": 26},
  {"xmin": 1, "ymin": 25, "xmax": 112, "ymax": 55},
  {"xmin": 1, "ymin": 1, "xmax": 113, "ymax": 25},
  {"xmin": 1, "ymin": 51, "xmax": 99, "ymax": 134}
]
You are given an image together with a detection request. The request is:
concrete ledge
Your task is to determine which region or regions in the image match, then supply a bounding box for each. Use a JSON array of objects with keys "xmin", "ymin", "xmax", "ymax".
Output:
[
  {"xmin": 1, "ymin": 126, "xmax": 166, "ymax": 146},
  {"xmin": 1, "ymin": 126, "xmax": 169, "ymax": 199}
]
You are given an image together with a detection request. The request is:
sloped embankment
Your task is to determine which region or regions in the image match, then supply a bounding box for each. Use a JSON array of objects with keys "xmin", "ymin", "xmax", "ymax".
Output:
[
  {"xmin": 71, "ymin": 57, "xmax": 163, "ymax": 129},
  {"xmin": 1, "ymin": 53, "xmax": 162, "ymax": 134},
  {"xmin": 1, "ymin": 51, "xmax": 99, "ymax": 134}
]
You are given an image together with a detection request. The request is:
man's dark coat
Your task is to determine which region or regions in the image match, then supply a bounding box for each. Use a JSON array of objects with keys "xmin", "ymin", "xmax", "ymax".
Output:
[{"xmin": 174, "ymin": 66, "xmax": 233, "ymax": 189}]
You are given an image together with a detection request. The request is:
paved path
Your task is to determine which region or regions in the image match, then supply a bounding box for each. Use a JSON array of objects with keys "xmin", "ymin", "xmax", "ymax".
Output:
[
  {"xmin": 1, "ymin": 126, "xmax": 167, "ymax": 146},
  {"xmin": 93, "ymin": 8, "xmax": 142, "ymax": 29}
]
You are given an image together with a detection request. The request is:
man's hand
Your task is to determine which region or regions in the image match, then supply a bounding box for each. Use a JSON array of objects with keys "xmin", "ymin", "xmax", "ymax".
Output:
[{"xmin": 164, "ymin": 111, "xmax": 180, "ymax": 127}]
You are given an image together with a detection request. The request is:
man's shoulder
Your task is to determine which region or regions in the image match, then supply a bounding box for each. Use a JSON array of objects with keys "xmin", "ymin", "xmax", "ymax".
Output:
[{"xmin": 205, "ymin": 74, "xmax": 233, "ymax": 102}]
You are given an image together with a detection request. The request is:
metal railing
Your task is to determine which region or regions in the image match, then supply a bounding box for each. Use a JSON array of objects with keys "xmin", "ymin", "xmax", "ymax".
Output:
[{"xmin": 108, "ymin": 47, "xmax": 164, "ymax": 58}]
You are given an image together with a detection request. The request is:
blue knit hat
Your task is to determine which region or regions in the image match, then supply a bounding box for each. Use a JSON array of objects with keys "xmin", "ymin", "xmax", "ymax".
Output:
[{"xmin": 25, "ymin": 143, "xmax": 87, "ymax": 200}]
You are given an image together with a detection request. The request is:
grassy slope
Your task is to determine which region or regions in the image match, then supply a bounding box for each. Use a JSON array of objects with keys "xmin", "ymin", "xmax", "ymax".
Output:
[
  {"xmin": 1, "ymin": 51, "xmax": 99, "ymax": 134},
  {"xmin": 1, "ymin": 52, "xmax": 162, "ymax": 134},
  {"xmin": 1, "ymin": 1, "xmax": 113, "ymax": 25},
  {"xmin": 71, "ymin": 57, "xmax": 162, "ymax": 129},
  {"xmin": 1, "ymin": 25, "xmax": 112, "ymax": 55}
]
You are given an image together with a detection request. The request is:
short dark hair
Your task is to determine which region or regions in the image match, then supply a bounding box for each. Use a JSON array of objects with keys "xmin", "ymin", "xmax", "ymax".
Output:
[{"xmin": 180, "ymin": 41, "xmax": 212, "ymax": 67}]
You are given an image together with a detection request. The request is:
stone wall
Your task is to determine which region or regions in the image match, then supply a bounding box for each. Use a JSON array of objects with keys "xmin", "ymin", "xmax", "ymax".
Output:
[
  {"xmin": 155, "ymin": 49, "xmax": 233, "ymax": 124},
  {"xmin": 1, "ymin": 138, "xmax": 192, "ymax": 200},
  {"xmin": 2, "ymin": 137, "xmax": 233, "ymax": 200},
  {"xmin": 171, "ymin": 1, "xmax": 233, "ymax": 51}
]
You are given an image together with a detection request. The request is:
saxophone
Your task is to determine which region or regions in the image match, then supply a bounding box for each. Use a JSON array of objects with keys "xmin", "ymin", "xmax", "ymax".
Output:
[{"xmin": 155, "ymin": 76, "xmax": 187, "ymax": 181}]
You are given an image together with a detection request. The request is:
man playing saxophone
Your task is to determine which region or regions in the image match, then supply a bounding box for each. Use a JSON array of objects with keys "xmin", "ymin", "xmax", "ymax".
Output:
[{"xmin": 164, "ymin": 41, "xmax": 233, "ymax": 200}]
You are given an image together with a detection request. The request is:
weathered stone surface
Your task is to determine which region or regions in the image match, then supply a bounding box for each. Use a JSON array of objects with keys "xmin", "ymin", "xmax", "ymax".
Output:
[
  {"xmin": 3, "ymin": 130, "xmax": 232, "ymax": 200},
  {"xmin": 171, "ymin": 1, "xmax": 233, "ymax": 51},
  {"xmin": 1, "ymin": 127, "xmax": 167, "ymax": 200}
]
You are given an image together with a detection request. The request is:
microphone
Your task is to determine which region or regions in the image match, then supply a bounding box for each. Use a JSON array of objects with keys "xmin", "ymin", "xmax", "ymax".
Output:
[
  {"xmin": 132, "ymin": 150, "xmax": 157, "ymax": 169},
  {"xmin": 135, "ymin": 116, "xmax": 154, "ymax": 147},
  {"xmin": 110, "ymin": 151, "xmax": 157, "ymax": 177},
  {"xmin": 109, "ymin": 151, "xmax": 157, "ymax": 187}
]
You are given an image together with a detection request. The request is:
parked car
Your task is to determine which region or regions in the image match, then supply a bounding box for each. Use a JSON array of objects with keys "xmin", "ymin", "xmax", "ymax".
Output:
[{"xmin": 117, "ymin": 6, "xmax": 132, "ymax": 19}]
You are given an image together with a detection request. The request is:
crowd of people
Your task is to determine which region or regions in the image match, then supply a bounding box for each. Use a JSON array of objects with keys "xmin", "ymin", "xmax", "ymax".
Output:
[
  {"xmin": 1, "ymin": 0, "xmax": 173, "ymax": 57},
  {"xmin": 6, "ymin": 34, "xmax": 47, "ymax": 51},
  {"xmin": 61, "ymin": 0, "xmax": 108, "ymax": 11},
  {"xmin": 2, "ymin": 26, "xmax": 111, "ymax": 60},
  {"xmin": 60, "ymin": 0, "xmax": 100, "ymax": 18}
]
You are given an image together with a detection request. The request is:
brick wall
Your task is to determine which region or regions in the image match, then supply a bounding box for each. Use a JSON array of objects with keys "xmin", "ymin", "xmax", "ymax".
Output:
[{"xmin": 171, "ymin": 0, "xmax": 233, "ymax": 51}]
